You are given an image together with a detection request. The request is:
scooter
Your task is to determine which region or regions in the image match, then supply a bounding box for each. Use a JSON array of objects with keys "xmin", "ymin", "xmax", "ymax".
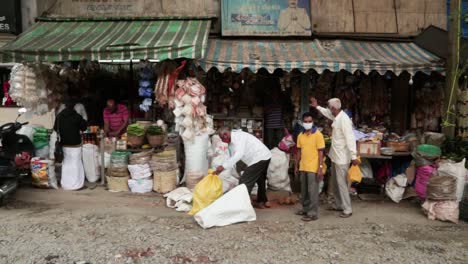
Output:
[{"xmin": 0, "ymin": 108, "xmax": 34, "ymax": 205}]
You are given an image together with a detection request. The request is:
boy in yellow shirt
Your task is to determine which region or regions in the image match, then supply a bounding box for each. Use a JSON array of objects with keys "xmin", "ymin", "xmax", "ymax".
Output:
[{"xmin": 295, "ymin": 112, "xmax": 325, "ymax": 221}]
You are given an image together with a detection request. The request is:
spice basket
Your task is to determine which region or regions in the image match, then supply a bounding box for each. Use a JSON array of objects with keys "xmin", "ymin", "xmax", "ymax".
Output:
[
  {"xmin": 153, "ymin": 170, "xmax": 177, "ymax": 193},
  {"xmin": 127, "ymin": 135, "xmax": 145, "ymax": 148},
  {"xmin": 147, "ymin": 135, "xmax": 165, "ymax": 147}
]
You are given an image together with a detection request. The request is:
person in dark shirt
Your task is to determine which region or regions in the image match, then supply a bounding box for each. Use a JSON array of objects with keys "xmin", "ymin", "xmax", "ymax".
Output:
[
  {"xmin": 264, "ymin": 85, "xmax": 285, "ymax": 149},
  {"xmin": 54, "ymin": 100, "xmax": 87, "ymax": 190}
]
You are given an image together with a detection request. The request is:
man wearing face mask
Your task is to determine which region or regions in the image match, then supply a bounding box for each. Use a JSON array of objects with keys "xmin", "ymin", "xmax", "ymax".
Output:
[
  {"xmin": 310, "ymin": 97, "xmax": 357, "ymax": 218},
  {"xmin": 215, "ymin": 128, "xmax": 272, "ymax": 208},
  {"xmin": 295, "ymin": 111, "xmax": 325, "ymax": 221}
]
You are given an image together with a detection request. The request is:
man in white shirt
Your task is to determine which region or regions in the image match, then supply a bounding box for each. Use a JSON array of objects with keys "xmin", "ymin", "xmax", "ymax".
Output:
[
  {"xmin": 277, "ymin": 0, "xmax": 311, "ymax": 34},
  {"xmin": 215, "ymin": 128, "xmax": 272, "ymax": 208},
  {"xmin": 310, "ymin": 97, "xmax": 358, "ymax": 218}
]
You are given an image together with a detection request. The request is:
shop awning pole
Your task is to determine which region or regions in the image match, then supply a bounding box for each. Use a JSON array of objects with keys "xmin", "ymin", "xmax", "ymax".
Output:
[{"xmin": 100, "ymin": 130, "xmax": 106, "ymax": 186}]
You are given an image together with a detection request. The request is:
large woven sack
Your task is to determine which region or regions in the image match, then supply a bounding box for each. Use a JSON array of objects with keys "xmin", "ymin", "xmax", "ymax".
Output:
[
  {"xmin": 107, "ymin": 176, "xmax": 130, "ymax": 192},
  {"xmin": 438, "ymin": 159, "xmax": 467, "ymax": 202},
  {"xmin": 153, "ymin": 170, "xmax": 177, "ymax": 194},
  {"xmin": 426, "ymin": 175, "xmax": 457, "ymax": 201}
]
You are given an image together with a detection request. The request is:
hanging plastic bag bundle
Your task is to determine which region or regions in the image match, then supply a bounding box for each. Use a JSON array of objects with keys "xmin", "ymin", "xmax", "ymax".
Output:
[{"xmin": 188, "ymin": 169, "xmax": 223, "ymax": 215}]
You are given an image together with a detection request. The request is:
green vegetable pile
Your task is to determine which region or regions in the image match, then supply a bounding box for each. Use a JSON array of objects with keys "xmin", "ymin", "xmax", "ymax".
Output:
[
  {"xmin": 441, "ymin": 137, "xmax": 468, "ymax": 168},
  {"xmin": 126, "ymin": 124, "xmax": 146, "ymax": 137},
  {"xmin": 147, "ymin": 125, "xmax": 164, "ymax": 136}
]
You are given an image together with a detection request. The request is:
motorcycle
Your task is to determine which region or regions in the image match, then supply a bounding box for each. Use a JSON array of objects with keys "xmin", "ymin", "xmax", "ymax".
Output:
[{"xmin": 0, "ymin": 108, "xmax": 34, "ymax": 205}]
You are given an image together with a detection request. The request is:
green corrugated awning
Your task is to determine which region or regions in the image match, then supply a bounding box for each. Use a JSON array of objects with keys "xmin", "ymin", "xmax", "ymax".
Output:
[
  {"xmin": 0, "ymin": 19, "xmax": 211, "ymax": 62},
  {"xmin": 200, "ymin": 39, "xmax": 445, "ymax": 75}
]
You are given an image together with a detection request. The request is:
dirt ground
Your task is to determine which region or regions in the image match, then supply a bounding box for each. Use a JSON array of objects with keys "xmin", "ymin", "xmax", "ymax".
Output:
[{"xmin": 0, "ymin": 186, "xmax": 467, "ymax": 264}]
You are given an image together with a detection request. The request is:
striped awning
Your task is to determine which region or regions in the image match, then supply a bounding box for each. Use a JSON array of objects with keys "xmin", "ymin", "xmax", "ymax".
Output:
[
  {"xmin": 0, "ymin": 19, "xmax": 211, "ymax": 62},
  {"xmin": 200, "ymin": 39, "xmax": 445, "ymax": 75}
]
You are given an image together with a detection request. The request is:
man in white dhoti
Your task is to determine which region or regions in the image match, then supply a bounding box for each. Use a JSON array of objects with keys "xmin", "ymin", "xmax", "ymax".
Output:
[{"xmin": 278, "ymin": 0, "xmax": 311, "ymax": 34}]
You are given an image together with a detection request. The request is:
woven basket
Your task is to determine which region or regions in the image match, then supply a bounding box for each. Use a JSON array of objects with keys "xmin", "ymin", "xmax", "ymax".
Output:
[
  {"xmin": 107, "ymin": 176, "xmax": 130, "ymax": 192},
  {"xmin": 127, "ymin": 135, "xmax": 145, "ymax": 148},
  {"xmin": 153, "ymin": 170, "xmax": 177, "ymax": 194},
  {"xmin": 147, "ymin": 135, "xmax": 165, "ymax": 147},
  {"xmin": 386, "ymin": 141, "xmax": 410, "ymax": 152}
]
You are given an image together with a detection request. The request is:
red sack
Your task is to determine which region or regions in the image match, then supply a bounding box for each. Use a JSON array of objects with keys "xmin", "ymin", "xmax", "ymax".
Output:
[{"xmin": 278, "ymin": 129, "xmax": 295, "ymax": 153}]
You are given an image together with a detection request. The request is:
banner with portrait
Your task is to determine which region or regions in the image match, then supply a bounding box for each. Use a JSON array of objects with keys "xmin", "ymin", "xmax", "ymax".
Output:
[{"xmin": 221, "ymin": 0, "xmax": 311, "ymax": 36}]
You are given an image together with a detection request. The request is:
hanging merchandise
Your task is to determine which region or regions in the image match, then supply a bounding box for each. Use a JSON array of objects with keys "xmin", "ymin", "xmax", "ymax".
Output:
[
  {"xmin": 412, "ymin": 80, "xmax": 445, "ymax": 131},
  {"xmin": 138, "ymin": 60, "xmax": 154, "ymax": 112},
  {"xmin": 172, "ymin": 77, "xmax": 213, "ymax": 141},
  {"xmin": 457, "ymin": 87, "xmax": 468, "ymax": 137},
  {"xmin": 9, "ymin": 63, "xmax": 49, "ymax": 115},
  {"xmin": 154, "ymin": 60, "xmax": 187, "ymax": 106}
]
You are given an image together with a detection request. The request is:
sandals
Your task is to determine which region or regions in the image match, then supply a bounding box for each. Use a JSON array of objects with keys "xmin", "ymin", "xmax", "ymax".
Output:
[
  {"xmin": 301, "ymin": 215, "xmax": 318, "ymax": 222},
  {"xmin": 339, "ymin": 212, "xmax": 353, "ymax": 218}
]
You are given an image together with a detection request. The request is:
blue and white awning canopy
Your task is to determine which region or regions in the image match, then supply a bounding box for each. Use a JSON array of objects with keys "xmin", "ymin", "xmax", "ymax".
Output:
[{"xmin": 199, "ymin": 39, "xmax": 445, "ymax": 75}]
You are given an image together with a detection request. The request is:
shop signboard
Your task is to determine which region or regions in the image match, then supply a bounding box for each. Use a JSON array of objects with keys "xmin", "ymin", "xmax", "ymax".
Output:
[
  {"xmin": 0, "ymin": 0, "xmax": 21, "ymax": 35},
  {"xmin": 70, "ymin": 0, "xmax": 144, "ymax": 15},
  {"xmin": 221, "ymin": 0, "xmax": 311, "ymax": 36}
]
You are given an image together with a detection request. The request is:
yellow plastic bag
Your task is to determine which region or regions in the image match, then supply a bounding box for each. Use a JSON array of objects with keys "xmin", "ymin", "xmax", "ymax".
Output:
[
  {"xmin": 188, "ymin": 169, "xmax": 223, "ymax": 215},
  {"xmin": 348, "ymin": 165, "xmax": 362, "ymax": 183}
]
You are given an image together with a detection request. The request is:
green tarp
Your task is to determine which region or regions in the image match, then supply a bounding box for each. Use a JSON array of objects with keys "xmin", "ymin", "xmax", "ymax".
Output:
[{"xmin": 0, "ymin": 18, "xmax": 211, "ymax": 62}]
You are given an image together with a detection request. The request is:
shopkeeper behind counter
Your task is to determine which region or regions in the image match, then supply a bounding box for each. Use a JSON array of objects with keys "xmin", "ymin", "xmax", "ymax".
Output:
[{"xmin": 103, "ymin": 99, "xmax": 129, "ymax": 137}]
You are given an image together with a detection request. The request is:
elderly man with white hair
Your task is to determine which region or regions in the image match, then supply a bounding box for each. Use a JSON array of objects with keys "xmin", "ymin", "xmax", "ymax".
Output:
[{"xmin": 310, "ymin": 97, "xmax": 358, "ymax": 218}]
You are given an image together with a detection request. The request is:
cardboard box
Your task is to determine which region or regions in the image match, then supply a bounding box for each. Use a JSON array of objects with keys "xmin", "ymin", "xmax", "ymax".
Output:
[{"xmin": 358, "ymin": 141, "xmax": 381, "ymax": 156}]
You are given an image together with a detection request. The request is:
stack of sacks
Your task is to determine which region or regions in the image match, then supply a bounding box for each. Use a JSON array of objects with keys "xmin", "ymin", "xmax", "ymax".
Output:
[
  {"xmin": 151, "ymin": 150, "xmax": 178, "ymax": 193},
  {"xmin": 127, "ymin": 150, "xmax": 153, "ymax": 193},
  {"xmin": 209, "ymin": 135, "xmax": 239, "ymax": 193},
  {"xmin": 172, "ymin": 77, "xmax": 214, "ymax": 141},
  {"xmin": 107, "ymin": 151, "xmax": 131, "ymax": 192}
]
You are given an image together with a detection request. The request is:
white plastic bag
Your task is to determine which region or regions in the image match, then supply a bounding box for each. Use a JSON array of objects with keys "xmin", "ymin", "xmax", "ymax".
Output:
[
  {"xmin": 359, "ymin": 159, "xmax": 373, "ymax": 179},
  {"xmin": 194, "ymin": 184, "xmax": 256, "ymax": 229},
  {"xmin": 385, "ymin": 174, "xmax": 407, "ymax": 203},
  {"xmin": 128, "ymin": 178, "xmax": 153, "ymax": 193},
  {"xmin": 17, "ymin": 125, "xmax": 35, "ymax": 142},
  {"xmin": 164, "ymin": 187, "xmax": 193, "ymax": 212},
  {"xmin": 438, "ymin": 158, "xmax": 466, "ymax": 202},
  {"xmin": 183, "ymin": 134, "xmax": 209, "ymax": 182},
  {"xmin": 48, "ymin": 131, "xmax": 57, "ymax": 160},
  {"xmin": 267, "ymin": 148, "xmax": 291, "ymax": 192},
  {"xmin": 127, "ymin": 164, "xmax": 152, "ymax": 180},
  {"xmin": 82, "ymin": 144, "xmax": 101, "ymax": 183},
  {"xmin": 422, "ymin": 200, "xmax": 459, "ymax": 224}
]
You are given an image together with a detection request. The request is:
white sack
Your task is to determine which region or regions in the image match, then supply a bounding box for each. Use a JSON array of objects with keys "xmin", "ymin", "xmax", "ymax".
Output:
[
  {"xmin": 194, "ymin": 184, "xmax": 256, "ymax": 229},
  {"xmin": 183, "ymin": 134, "xmax": 209, "ymax": 182},
  {"xmin": 438, "ymin": 158, "xmax": 466, "ymax": 202},
  {"xmin": 82, "ymin": 144, "xmax": 101, "ymax": 183},
  {"xmin": 385, "ymin": 174, "xmax": 407, "ymax": 203},
  {"xmin": 164, "ymin": 187, "xmax": 193, "ymax": 212},
  {"xmin": 128, "ymin": 178, "xmax": 153, "ymax": 193},
  {"xmin": 267, "ymin": 148, "xmax": 291, "ymax": 192},
  {"xmin": 422, "ymin": 200, "xmax": 459, "ymax": 224},
  {"xmin": 35, "ymin": 146, "xmax": 50, "ymax": 159},
  {"xmin": 219, "ymin": 171, "xmax": 239, "ymax": 193},
  {"xmin": 127, "ymin": 163, "xmax": 152, "ymax": 180}
]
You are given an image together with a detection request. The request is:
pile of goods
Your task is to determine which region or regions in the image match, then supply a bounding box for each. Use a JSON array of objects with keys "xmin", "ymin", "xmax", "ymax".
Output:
[
  {"xmin": 127, "ymin": 150, "xmax": 153, "ymax": 193},
  {"xmin": 172, "ymin": 77, "xmax": 214, "ymax": 141},
  {"xmin": 411, "ymin": 81, "xmax": 444, "ymax": 131},
  {"xmin": 164, "ymin": 169, "xmax": 256, "ymax": 229},
  {"xmin": 126, "ymin": 124, "xmax": 146, "ymax": 148},
  {"xmin": 106, "ymin": 151, "xmax": 131, "ymax": 192},
  {"xmin": 358, "ymin": 74, "xmax": 390, "ymax": 127},
  {"xmin": 151, "ymin": 149, "xmax": 178, "ymax": 194},
  {"xmin": 126, "ymin": 121, "xmax": 167, "ymax": 149}
]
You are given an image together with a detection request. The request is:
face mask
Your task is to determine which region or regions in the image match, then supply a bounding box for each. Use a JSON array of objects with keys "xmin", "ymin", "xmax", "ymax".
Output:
[{"xmin": 303, "ymin": 123, "xmax": 313, "ymax": 130}]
